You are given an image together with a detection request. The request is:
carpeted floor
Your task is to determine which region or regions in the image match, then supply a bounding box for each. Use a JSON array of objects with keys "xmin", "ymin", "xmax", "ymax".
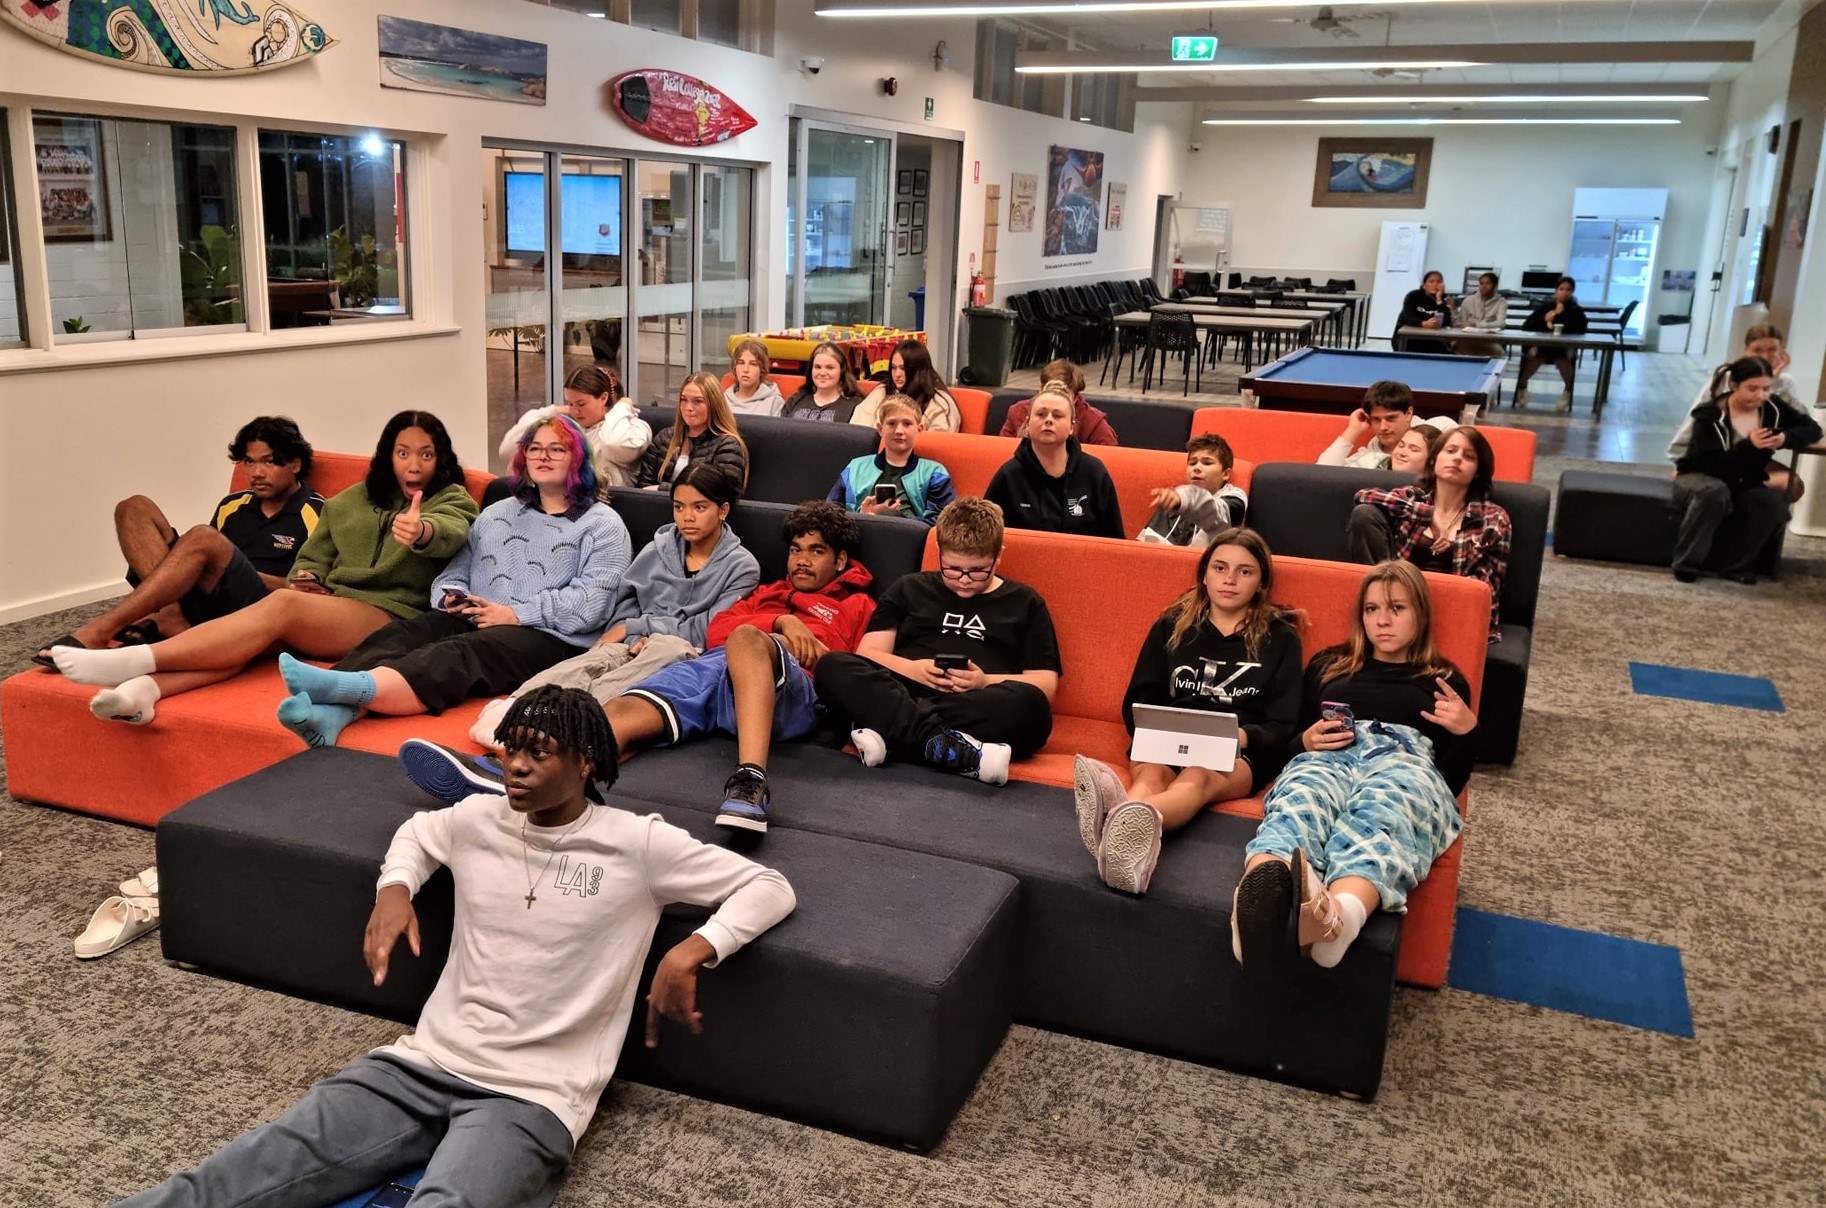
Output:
[{"xmin": 4, "ymin": 361, "xmax": 1824, "ymax": 1204}]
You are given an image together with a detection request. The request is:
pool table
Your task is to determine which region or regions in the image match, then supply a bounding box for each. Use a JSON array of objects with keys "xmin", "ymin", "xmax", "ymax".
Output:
[
  {"xmin": 729, "ymin": 326, "xmax": 924, "ymax": 377},
  {"xmin": 1239, "ymin": 347, "xmax": 1503, "ymax": 420}
]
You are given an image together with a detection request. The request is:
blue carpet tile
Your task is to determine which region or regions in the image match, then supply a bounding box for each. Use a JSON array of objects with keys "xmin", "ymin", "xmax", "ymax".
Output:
[
  {"xmin": 1448, "ymin": 908, "xmax": 1695, "ymax": 1038},
  {"xmin": 1627, "ymin": 661, "xmax": 1785, "ymax": 712}
]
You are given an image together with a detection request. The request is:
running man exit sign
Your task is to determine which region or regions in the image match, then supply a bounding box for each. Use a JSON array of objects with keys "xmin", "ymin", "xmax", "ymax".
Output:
[{"xmin": 1170, "ymin": 35, "xmax": 1218, "ymax": 62}]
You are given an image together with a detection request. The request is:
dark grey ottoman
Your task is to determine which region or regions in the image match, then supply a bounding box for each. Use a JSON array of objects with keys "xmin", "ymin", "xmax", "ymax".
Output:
[
  {"xmin": 1553, "ymin": 469, "xmax": 1677, "ymax": 565},
  {"xmin": 157, "ymin": 749, "xmax": 1019, "ymax": 1151}
]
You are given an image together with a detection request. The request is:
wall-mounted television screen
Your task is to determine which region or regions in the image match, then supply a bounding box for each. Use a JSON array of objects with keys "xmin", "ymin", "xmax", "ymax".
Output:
[{"xmin": 503, "ymin": 171, "xmax": 622, "ymax": 259}]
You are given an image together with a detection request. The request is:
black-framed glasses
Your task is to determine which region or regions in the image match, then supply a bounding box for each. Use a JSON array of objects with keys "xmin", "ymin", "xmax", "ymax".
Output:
[
  {"xmin": 525, "ymin": 444, "xmax": 569, "ymax": 461},
  {"xmin": 939, "ymin": 563, "xmax": 994, "ymax": 582}
]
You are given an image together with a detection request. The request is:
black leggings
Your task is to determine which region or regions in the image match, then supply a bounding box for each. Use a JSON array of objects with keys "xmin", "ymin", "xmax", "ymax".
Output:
[
  {"xmin": 812, "ymin": 652, "xmax": 1053, "ymax": 760},
  {"xmin": 335, "ymin": 610, "xmax": 582, "ymax": 714}
]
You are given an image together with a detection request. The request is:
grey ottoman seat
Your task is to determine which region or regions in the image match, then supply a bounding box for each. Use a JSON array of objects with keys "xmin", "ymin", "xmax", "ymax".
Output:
[
  {"xmin": 157, "ymin": 749, "xmax": 1019, "ymax": 1152},
  {"xmin": 1553, "ymin": 467, "xmax": 1785, "ymax": 572},
  {"xmin": 614, "ymin": 739, "xmax": 1401, "ymax": 1101}
]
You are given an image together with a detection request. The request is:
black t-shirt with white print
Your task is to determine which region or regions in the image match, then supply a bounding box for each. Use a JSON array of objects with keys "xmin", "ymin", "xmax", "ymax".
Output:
[{"xmin": 868, "ymin": 571, "xmax": 1063, "ymax": 677}]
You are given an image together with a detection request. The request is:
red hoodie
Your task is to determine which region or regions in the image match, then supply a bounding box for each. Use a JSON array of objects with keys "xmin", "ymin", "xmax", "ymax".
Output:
[
  {"xmin": 704, "ymin": 560, "xmax": 877, "ymax": 663},
  {"xmin": 998, "ymin": 394, "xmax": 1119, "ymax": 445}
]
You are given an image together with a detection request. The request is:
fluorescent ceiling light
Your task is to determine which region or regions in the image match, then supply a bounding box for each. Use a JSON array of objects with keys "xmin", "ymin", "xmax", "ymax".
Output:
[
  {"xmin": 1306, "ymin": 94, "xmax": 1707, "ymax": 104},
  {"xmin": 823, "ymin": 1, "xmax": 1482, "ymax": 16},
  {"xmin": 1018, "ymin": 60, "xmax": 1481, "ymax": 74},
  {"xmin": 1203, "ymin": 117, "xmax": 1681, "ymax": 125}
]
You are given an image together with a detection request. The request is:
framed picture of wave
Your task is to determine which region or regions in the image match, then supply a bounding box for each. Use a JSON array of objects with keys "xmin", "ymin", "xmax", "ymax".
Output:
[
  {"xmin": 378, "ymin": 15, "xmax": 547, "ymax": 105},
  {"xmin": 1313, "ymin": 137, "xmax": 1432, "ymax": 209}
]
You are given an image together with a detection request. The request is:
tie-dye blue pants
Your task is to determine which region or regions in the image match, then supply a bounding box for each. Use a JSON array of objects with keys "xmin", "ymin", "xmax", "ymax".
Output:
[{"xmin": 1244, "ymin": 720, "xmax": 1463, "ymax": 912}]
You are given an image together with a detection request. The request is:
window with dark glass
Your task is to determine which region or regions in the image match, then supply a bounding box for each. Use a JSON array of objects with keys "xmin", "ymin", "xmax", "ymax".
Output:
[{"xmin": 258, "ymin": 130, "xmax": 410, "ymax": 326}]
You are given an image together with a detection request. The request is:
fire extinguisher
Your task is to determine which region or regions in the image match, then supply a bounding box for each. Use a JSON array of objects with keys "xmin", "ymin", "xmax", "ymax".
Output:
[
  {"xmin": 969, "ymin": 273, "xmax": 987, "ymax": 308},
  {"xmin": 1172, "ymin": 255, "xmax": 1186, "ymax": 290}
]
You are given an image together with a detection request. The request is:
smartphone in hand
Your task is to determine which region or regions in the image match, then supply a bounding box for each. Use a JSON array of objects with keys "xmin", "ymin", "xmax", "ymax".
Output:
[
  {"xmin": 1320, "ymin": 701, "xmax": 1355, "ymax": 731},
  {"xmin": 934, "ymin": 653, "xmax": 970, "ymax": 673},
  {"xmin": 873, "ymin": 483, "xmax": 899, "ymax": 506}
]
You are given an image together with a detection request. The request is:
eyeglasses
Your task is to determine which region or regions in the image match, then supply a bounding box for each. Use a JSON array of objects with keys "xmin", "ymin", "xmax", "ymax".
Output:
[
  {"xmin": 525, "ymin": 444, "xmax": 570, "ymax": 461},
  {"xmin": 939, "ymin": 563, "xmax": 994, "ymax": 582}
]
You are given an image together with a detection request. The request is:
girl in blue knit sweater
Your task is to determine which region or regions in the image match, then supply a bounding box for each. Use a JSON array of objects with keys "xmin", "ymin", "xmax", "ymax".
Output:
[{"xmin": 272, "ymin": 416, "xmax": 633, "ymax": 747}]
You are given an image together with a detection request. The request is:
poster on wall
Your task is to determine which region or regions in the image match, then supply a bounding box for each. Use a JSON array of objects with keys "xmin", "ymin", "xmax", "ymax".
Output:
[
  {"xmin": 0, "ymin": 0, "xmax": 335, "ymax": 75},
  {"xmin": 1009, "ymin": 173, "xmax": 1038, "ymax": 233},
  {"xmin": 1312, "ymin": 137, "xmax": 1432, "ymax": 209},
  {"xmin": 1106, "ymin": 182, "xmax": 1126, "ymax": 231},
  {"xmin": 378, "ymin": 15, "xmax": 547, "ymax": 104},
  {"xmin": 1043, "ymin": 145, "xmax": 1103, "ymax": 257},
  {"xmin": 34, "ymin": 116, "xmax": 111, "ymax": 243},
  {"xmin": 1784, "ymin": 188, "xmax": 1812, "ymax": 249}
]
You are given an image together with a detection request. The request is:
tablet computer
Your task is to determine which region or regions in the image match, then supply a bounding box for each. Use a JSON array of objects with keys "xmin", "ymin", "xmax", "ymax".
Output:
[{"xmin": 1129, "ymin": 703, "xmax": 1239, "ymax": 772}]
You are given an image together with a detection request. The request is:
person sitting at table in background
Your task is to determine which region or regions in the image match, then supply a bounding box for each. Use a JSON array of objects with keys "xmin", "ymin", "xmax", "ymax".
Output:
[
  {"xmin": 34, "ymin": 416, "xmax": 323, "ymax": 669},
  {"xmin": 985, "ymin": 383, "xmax": 1125, "ymax": 540},
  {"xmin": 1396, "ymin": 269, "xmax": 1454, "ymax": 354},
  {"xmin": 1452, "ymin": 272, "xmax": 1508, "ymax": 359},
  {"xmin": 1670, "ymin": 355, "xmax": 1822, "ymax": 585},
  {"xmin": 270, "ymin": 415, "xmax": 631, "ymax": 749},
  {"xmin": 637, "ymin": 373, "xmax": 749, "ymax": 491},
  {"xmin": 1513, "ymin": 276, "xmax": 1588, "ymax": 412},
  {"xmin": 54, "ymin": 411, "xmax": 479, "ymax": 722},
  {"xmin": 998, "ymin": 358, "xmax": 1118, "ymax": 445},
  {"xmin": 726, "ymin": 338, "xmax": 786, "ymax": 418},
  {"xmin": 1669, "ymin": 324, "xmax": 1802, "ymax": 463},
  {"xmin": 851, "ymin": 339, "xmax": 962, "ymax": 431},
  {"xmin": 1074, "ymin": 528, "xmax": 1304, "ymax": 895},
  {"xmin": 1347, "ymin": 426, "xmax": 1510, "ymax": 643},
  {"xmin": 781, "ymin": 343, "xmax": 866, "ymax": 423},
  {"xmin": 1389, "ymin": 418, "xmax": 1452, "ymax": 475},
  {"xmin": 499, "ymin": 365, "xmax": 650, "ymax": 491},
  {"xmin": 1317, "ymin": 380, "xmax": 1416, "ymax": 470},
  {"xmin": 1230, "ymin": 561, "xmax": 1475, "ymax": 977},
  {"xmin": 1138, "ymin": 433, "xmax": 1248, "ymax": 547},
  {"xmin": 828, "ymin": 395, "xmax": 956, "ymax": 526}
]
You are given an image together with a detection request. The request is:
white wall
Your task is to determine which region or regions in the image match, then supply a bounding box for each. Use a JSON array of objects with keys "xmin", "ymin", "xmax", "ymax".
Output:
[
  {"xmin": 1174, "ymin": 112, "xmax": 1724, "ymax": 340},
  {"xmin": 0, "ymin": 0, "xmax": 1186, "ymax": 618}
]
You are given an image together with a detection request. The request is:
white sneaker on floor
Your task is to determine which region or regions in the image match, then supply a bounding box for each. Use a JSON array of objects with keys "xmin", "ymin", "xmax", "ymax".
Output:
[{"xmin": 1556, "ymin": 389, "xmax": 1573, "ymax": 413}]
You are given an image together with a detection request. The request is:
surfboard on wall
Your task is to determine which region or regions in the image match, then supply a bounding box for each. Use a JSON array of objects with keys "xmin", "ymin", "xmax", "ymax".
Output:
[
  {"xmin": 606, "ymin": 69, "xmax": 757, "ymax": 148},
  {"xmin": 1, "ymin": 0, "xmax": 335, "ymax": 76}
]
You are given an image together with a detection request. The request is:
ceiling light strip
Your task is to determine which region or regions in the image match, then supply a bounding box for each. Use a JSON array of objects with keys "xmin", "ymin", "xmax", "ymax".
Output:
[
  {"xmin": 1305, "ymin": 94, "xmax": 1708, "ymax": 104},
  {"xmin": 1202, "ymin": 117, "xmax": 1683, "ymax": 126},
  {"xmin": 820, "ymin": 0, "xmax": 1516, "ymax": 16},
  {"xmin": 1018, "ymin": 60, "xmax": 1484, "ymax": 75}
]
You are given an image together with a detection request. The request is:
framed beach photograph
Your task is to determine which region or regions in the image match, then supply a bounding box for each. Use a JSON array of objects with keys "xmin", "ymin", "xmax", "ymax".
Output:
[
  {"xmin": 1313, "ymin": 137, "xmax": 1432, "ymax": 209},
  {"xmin": 378, "ymin": 15, "xmax": 547, "ymax": 105},
  {"xmin": 898, "ymin": 169, "xmax": 912, "ymax": 194},
  {"xmin": 912, "ymin": 169, "xmax": 928, "ymax": 197},
  {"xmin": 34, "ymin": 116, "xmax": 111, "ymax": 243}
]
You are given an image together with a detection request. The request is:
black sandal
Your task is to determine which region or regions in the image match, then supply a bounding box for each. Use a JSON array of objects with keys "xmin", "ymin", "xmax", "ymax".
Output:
[
  {"xmin": 1232, "ymin": 859, "xmax": 1298, "ymax": 980},
  {"xmin": 113, "ymin": 620, "xmax": 163, "ymax": 646},
  {"xmin": 31, "ymin": 634, "xmax": 86, "ymax": 670}
]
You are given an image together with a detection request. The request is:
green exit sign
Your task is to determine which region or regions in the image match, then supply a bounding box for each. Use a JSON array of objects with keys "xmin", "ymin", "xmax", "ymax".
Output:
[{"xmin": 1170, "ymin": 35, "xmax": 1218, "ymax": 62}]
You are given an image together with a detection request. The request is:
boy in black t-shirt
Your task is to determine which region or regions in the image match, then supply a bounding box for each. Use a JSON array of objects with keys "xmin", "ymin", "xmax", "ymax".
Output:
[{"xmin": 812, "ymin": 497, "xmax": 1061, "ymax": 783}]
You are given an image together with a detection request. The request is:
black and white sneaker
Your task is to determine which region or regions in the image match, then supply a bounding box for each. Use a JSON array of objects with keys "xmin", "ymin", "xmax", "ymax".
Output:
[
  {"xmin": 399, "ymin": 739, "xmax": 506, "ymax": 805},
  {"xmin": 716, "ymin": 765, "xmax": 771, "ymax": 834},
  {"xmin": 922, "ymin": 729, "xmax": 1010, "ymax": 785}
]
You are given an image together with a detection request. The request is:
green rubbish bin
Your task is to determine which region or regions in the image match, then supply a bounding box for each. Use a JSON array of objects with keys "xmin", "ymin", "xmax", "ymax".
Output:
[{"xmin": 961, "ymin": 306, "xmax": 1016, "ymax": 387}]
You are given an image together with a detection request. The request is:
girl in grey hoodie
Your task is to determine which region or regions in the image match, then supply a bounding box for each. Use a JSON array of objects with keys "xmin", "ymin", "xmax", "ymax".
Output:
[
  {"xmin": 470, "ymin": 463, "xmax": 761, "ymax": 746},
  {"xmin": 727, "ymin": 338, "xmax": 786, "ymax": 417}
]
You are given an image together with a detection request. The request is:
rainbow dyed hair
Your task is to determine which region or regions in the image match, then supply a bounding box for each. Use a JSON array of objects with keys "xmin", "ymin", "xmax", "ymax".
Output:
[{"xmin": 510, "ymin": 413, "xmax": 599, "ymax": 508}]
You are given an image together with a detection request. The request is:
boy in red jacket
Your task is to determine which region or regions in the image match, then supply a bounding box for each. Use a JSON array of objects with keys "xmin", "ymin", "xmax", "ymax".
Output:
[{"xmin": 611, "ymin": 502, "xmax": 875, "ymax": 836}]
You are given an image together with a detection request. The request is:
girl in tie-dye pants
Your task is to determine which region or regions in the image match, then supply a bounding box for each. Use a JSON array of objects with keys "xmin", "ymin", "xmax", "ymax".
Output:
[{"xmin": 1232, "ymin": 561, "xmax": 1478, "ymax": 975}]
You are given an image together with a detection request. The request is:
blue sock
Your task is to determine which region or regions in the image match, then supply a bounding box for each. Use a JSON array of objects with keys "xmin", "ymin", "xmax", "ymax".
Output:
[
  {"xmin": 279, "ymin": 652, "xmax": 377, "ymax": 707},
  {"xmin": 277, "ymin": 691, "xmax": 359, "ymax": 749}
]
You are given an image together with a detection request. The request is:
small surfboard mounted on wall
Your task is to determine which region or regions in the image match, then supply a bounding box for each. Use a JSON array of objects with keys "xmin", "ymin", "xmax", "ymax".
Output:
[
  {"xmin": 1, "ymin": 0, "xmax": 335, "ymax": 76},
  {"xmin": 606, "ymin": 69, "xmax": 757, "ymax": 148}
]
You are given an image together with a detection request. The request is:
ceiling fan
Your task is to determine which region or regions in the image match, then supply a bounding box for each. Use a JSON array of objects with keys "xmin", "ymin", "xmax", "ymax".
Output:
[{"xmin": 1271, "ymin": 6, "xmax": 1389, "ymax": 39}]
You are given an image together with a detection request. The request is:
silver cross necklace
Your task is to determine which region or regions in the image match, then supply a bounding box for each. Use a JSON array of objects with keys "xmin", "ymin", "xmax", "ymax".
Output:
[{"xmin": 521, "ymin": 806, "xmax": 591, "ymax": 908}]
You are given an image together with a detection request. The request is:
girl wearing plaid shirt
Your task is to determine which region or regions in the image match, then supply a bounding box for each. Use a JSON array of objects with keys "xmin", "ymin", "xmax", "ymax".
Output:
[{"xmin": 1344, "ymin": 426, "xmax": 1510, "ymax": 643}]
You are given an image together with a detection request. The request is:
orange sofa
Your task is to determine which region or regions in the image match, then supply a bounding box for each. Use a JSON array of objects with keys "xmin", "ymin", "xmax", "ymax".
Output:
[
  {"xmin": 1191, "ymin": 407, "xmax": 1537, "ymax": 484},
  {"xmin": 949, "ymin": 530, "xmax": 1488, "ymax": 988},
  {"xmin": 915, "ymin": 430, "xmax": 1254, "ymax": 538}
]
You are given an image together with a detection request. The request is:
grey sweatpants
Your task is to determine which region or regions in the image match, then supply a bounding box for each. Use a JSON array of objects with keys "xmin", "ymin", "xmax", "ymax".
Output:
[
  {"xmin": 513, "ymin": 633, "xmax": 697, "ymax": 702},
  {"xmin": 113, "ymin": 1053, "xmax": 572, "ymax": 1207}
]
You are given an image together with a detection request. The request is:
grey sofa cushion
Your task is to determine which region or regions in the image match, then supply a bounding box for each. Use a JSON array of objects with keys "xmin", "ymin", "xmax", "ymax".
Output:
[{"xmin": 641, "ymin": 406, "xmax": 881, "ymax": 507}]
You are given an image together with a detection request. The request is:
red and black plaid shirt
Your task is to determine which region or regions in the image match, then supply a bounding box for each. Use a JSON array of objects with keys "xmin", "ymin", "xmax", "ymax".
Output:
[{"xmin": 1355, "ymin": 485, "xmax": 1512, "ymax": 642}]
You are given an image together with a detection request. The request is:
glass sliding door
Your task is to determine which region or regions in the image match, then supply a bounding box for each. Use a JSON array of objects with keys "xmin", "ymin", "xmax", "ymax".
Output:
[
  {"xmin": 484, "ymin": 148, "xmax": 550, "ymax": 470},
  {"xmin": 791, "ymin": 120, "xmax": 893, "ymax": 327},
  {"xmin": 555, "ymin": 153, "xmax": 629, "ymax": 394},
  {"xmin": 700, "ymin": 164, "xmax": 753, "ymax": 377},
  {"xmin": 635, "ymin": 159, "xmax": 693, "ymax": 404}
]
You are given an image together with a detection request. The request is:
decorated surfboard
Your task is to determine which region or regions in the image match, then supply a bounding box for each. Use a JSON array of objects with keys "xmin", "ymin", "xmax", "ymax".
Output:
[
  {"xmin": 606, "ymin": 69, "xmax": 757, "ymax": 148},
  {"xmin": 1, "ymin": 0, "xmax": 334, "ymax": 76}
]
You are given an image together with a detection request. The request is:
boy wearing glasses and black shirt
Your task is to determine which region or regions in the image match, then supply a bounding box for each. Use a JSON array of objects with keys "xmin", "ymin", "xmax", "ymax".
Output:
[{"xmin": 813, "ymin": 497, "xmax": 1060, "ymax": 784}]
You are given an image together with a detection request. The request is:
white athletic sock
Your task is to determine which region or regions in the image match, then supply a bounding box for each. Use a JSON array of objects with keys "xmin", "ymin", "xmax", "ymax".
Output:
[
  {"xmin": 851, "ymin": 727, "xmax": 887, "ymax": 767},
  {"xmin": 90, "ymin": 676, "xmax": 161, "ymax": 726},
  {"xmin": 1309, "ymin": 893, "xmax": 1369, "ymax": 968},
  {"xmin": 53, "ymin": 643, "xmax": 155, "ymax": 686},
  {"xmin": 470, "ymin": 697, "xmax": 513, "ymax": 750}
]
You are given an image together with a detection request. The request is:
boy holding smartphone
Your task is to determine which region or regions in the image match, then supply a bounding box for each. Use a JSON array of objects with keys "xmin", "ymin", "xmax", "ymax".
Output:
[
  {"xmin": 813, "ymin": 497, "xmax": 1061, "ymax": 784},
  {"xmin": 826, "ymin": 395, "xmax": 956, "ymax": 525}
]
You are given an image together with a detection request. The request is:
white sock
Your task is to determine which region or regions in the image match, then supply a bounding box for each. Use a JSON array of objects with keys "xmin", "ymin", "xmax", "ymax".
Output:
[
  {"xmin": 90, "ymin": 676, "xmax": 161, "ymax": 725},
  {"xmin": 851, "ymin": 727, "xmax": 887, "ymax": 767},
  {"xmin": 1309, "ymin": 893, "xmax": 1369, "ymax": 968},
  {"xmin": 53, "ymin": 643, "xmax": 155, "ymax": 687},
  {"xmin": 470, "ymin": 697, "xmax": 513, "ymax": 750}
]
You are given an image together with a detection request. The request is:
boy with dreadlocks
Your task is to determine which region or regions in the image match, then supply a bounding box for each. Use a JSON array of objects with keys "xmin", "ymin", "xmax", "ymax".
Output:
[{"xmin": 112, "ymin": 685, "xmax": 795, "ymax": 1208}]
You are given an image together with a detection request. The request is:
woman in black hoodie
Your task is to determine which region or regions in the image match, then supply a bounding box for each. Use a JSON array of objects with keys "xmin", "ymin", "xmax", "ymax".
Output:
[
  {"xmin": 984, "ymin": 383, "xmax": 1125, "ymax": 539},
  {"xmin": 1671, "ymin": 355, "xmax": 1822, "ymax": 584},
  {"xmin": 1395, "ymin": 269, "xmax": 1454, "ymax": 354}
]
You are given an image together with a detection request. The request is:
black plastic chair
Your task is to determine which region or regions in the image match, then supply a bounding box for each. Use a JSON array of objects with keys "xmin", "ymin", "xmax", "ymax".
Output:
[
  {"xmin": 1138, "ymin": 311, "xmax": 1201, "ymax": 396},
  {"xmin": 1226, "ymin": 272, "xmax": 1243, "ymax": 289},
  {"xmin": 1324, "ymin": 277, "xmax": 1357, "ymax": 291},
  {"xmin": 1613, "ymin": 299, "xmax": 1640, "ymax": 369}
]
